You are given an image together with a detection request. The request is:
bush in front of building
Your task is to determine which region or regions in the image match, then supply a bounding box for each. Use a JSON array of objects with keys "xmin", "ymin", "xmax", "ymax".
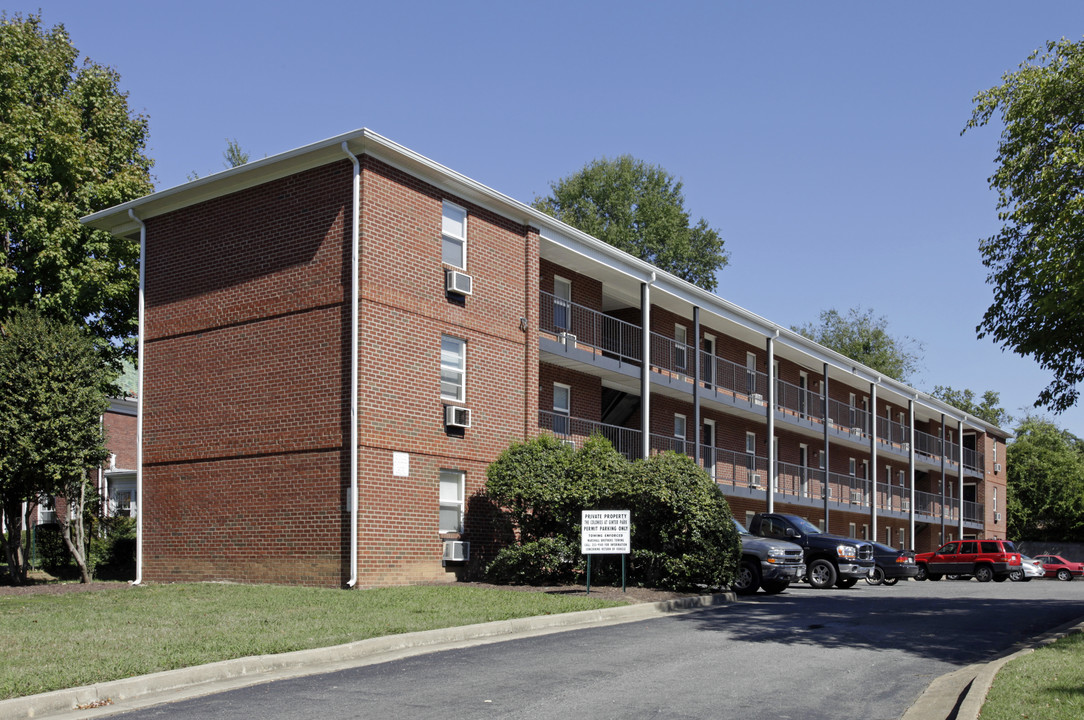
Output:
[{"xmin": 483, "ymin": 434, "xmax": 738, "ymax": 590}]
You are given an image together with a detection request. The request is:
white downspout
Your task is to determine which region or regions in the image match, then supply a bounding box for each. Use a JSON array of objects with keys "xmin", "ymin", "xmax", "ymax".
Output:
[
  {"xmin": 128, "ymin": 209, "xmax": 145, "ymax": 586},
  {"xmin": 341, "ymin": 143, "xmax": 360, "ymax": 588}
]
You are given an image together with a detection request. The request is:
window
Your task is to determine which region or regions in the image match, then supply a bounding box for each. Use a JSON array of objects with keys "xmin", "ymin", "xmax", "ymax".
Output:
[
  {"xmin": 674, "ymin": 325, "xmax": 688, "ymax": 372},
  {"xmin": 553, "ymin": 383, "xmax": 571, "ymax": 435},
  {"xmin": 554, "ymin": 277, "xmax": 571, "ymax": 330},
  {"xmin": 439, "ymin": 470, "xmax": 465, "ymax": 533},
  {"xmin": 848, "ymin": 522, "xmax": 856, "ymax": 538},
  {"xmin": 746, "ymin": 353, "xmax": 757, "ymax": 394},
  {"xmin": 993, "ymin": 487, "xmax": 998, "ymax": 512},
  {"xmin": 898, "ymin": 528, "xmax": 905, "ymax": 548},
  {"xmin": 849, "ymin": 458, "xmax": 856, "ymax": 476},
  {"xmin": 441, "ymin": 201, "xmax": 467, "ymax": 269},
  {"xmin": 674, "ymin": 414, "xmax": 686, "ymax": 451},
  {"xmin": 440, "ymin": 336, "xmax": 466, "ymax": 402},
  {"xmin": 862, "ymin": 524, "xmax": 869, "ymax": 540},
  {"xmin": 745, "ymin": 432, "xmax": 757, "ymax": 476}
]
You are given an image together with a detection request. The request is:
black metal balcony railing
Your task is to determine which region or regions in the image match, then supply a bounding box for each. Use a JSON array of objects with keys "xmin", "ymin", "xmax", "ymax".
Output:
[
  {"xmin": 538, "ymin": 291, "xmax": 988, "ymax": 477},
  {"xmin": 539, "ymin": 412, "xmax": 984, "ymax": 524}
]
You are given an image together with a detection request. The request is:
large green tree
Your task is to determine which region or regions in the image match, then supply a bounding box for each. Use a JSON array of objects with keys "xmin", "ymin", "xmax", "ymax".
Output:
[
  {"xmin": 0, "ymin": 308, "xmax": 113, "ymax": 584},
  {"xmin": 791, "ymin": 307, "xmax": 924, "ymax": 382},
  {"xmin": 930, "ymin": 386, "xmax": 1012, "ymax": 428},
  {"xmin": 1005, "ymin": 416, "xmax": 1084, "ymax": 541},
  {"xmin": 533, "ymin": 156, "xmax": 729, "ymax": 291},
  {"xmin": 0, "ymin": 13, "xmax": 153, "ymax": 369},
  {"xmin": 965, "ymin": 38, "xmax": 1084, "ymax": 414}
]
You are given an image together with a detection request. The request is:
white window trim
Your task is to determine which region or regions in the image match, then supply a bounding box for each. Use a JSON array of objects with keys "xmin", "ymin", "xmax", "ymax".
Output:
[
  {"xmin": 439, "ymin": 469, "xmax": 465, "ymax": 533},
  {"xmin": 675, "ymin": 324, "xmax": 688, "ymax": 371},
  {"xmin": 745, "ymin": 431, "xmax": 756, "ymax": 455},
  {"xmin": 440, "ymin": 335, "xmax": 466, "ymax": 402},
  {"xmin": 442, "ymin": 200, "xmax": 467, "ymax": 270},
  {"xmin": 674, "ymin": 413, "xmax": 686, "ymax": 441},
  {"xmin": 553, "ymin": 383, "xmax": 571, "ymax": 415}
]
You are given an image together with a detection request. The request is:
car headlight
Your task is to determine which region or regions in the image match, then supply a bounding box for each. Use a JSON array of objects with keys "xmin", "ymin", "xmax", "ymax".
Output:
[{"xmin": 836, "ymin": 545, "xmax": 856, "ymax": 559}]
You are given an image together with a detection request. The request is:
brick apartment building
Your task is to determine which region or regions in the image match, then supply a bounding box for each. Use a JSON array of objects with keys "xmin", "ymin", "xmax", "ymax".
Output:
[{"xmin": 83, "ymin": 129, "xmax": 1010, "ymax": 588}]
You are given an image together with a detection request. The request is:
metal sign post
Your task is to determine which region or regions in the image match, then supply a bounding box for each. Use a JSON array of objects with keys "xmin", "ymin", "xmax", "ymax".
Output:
[{"xmin": 580, "ymin": 510, "xmax": 631, "ymax": 594}]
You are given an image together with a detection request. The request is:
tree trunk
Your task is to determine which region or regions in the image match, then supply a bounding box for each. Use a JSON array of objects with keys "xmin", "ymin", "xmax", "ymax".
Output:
[
  {"xmin": 58, "ymin": 484, "xmax": 92, "ymax": 584},
  {"xmin": 2, "ymin": 499, "xmax": 27, "ymax": 584}
]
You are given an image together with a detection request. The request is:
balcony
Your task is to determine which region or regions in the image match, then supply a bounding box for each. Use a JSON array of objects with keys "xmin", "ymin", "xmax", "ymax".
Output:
[
  {"xmin": 538, "ymin": 290, "xmax": 987, "ymax": 478},
  {"xmin": 539, "ymin": 412, "xmax": 983, "ymax": 526}
]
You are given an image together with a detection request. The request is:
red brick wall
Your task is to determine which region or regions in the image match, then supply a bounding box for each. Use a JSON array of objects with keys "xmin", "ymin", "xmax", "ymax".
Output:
[{"xmin": 104, "ymin": 410, "xmax": 136, "ymax": 469}]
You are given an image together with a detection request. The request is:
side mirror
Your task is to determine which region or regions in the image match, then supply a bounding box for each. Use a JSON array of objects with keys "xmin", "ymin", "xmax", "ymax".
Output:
[{"xmin": 785, "ymin": 527, "xmax": 798, "ymax": 538}]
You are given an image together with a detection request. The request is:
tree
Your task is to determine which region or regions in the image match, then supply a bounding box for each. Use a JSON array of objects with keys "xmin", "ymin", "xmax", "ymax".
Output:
[
  {"xmin": 0, "ymin": 13, "xmax": 153, "ymax": 372},
  {"xmin": 0, "ymin": 308, "xmax": 113, "ymax": 583},
  {"xmin": 791, "ymin": 307, "xmax": 924, "ymax": 382},
  {"xmin": 965, "ymin": 38, "xmax": 1084, "ymax": 414},
  {"xmin": 1005, "ymin": 416, "xmax": 1084, "ymax": 541},
  {"xmin": 223, "ymin": 138, "xmax": 249, "ymax": 168},
  {"xmin": 533, "ymin": 156, "xmax": 729, "ymax": 291},
  {"xmin": 930, "ymin": 386, "xmax": 1012, "ymax": 428}
]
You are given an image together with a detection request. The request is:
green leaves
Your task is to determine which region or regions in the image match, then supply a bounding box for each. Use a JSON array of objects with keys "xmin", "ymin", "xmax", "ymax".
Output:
[
  {"xmin": 533, "ymin": 155, "xmax": 729, "ymax": 291},
  {"xmin": 484, "ymin": 435, "xmax": 739, "ymax": 590},
  {"xmin": 792, "ymin": 306, "xmax": 924, "ymax": 382},
  {"xmin": 1006, "ymin": 416, "xmax": 1084, "ymax": 541},
  {"xmin": 965, "ymin": 38, "xmax": 1084, "ymax": 413},
  {"xmin": 0, "ymin": 13, "xmax": 152, "ymax": 365}
]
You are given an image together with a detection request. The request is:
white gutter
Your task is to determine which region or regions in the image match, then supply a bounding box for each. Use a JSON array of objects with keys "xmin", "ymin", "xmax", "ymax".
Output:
[
  {"xmin": 128, "ymin": 209, "xmax": 145, "ymax": 586},
  {"xmin": 341, "ymin": 143, "xmax": 360, "ymax": 588}
]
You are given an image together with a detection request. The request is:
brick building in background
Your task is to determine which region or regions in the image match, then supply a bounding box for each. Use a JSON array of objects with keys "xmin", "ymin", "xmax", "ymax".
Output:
[{"xmin": 83, "ymin": 130, "xmax": 1010, "ymax": 588}]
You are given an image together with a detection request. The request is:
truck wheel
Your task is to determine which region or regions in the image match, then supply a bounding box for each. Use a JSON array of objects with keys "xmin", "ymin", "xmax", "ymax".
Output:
[
  {"xmin": 1009, "ymin": 569, "xmax": 1023, "ymax": 582},
  {"xmin": 883, "ymin": 577, "xmax": 899, "ymax": 586},
  {"xmin": 865, "ymin": 567, "xmax": 885, "ymax": 585},
  {"xmin": 835, "ymin": 577, "xmax": 858, "ymax": 589},
  {"xmin": 760, "ymin": 578, "xmax": 790, "ymax": 594},
  {"xmin": 733, "ymin": 560, "xmax": 761, "ymax": 595},
  {"xmin": 915, "ymin": 564, "xmax": 928, "ymax": 581},
  {"xmin": 808, "ymin": 559, "xmax": 837, "ymax": 589},
  {"xmin": 1057, "ymin": 568, "xmax": 1073, "ymax": 582},
  {"xmin": 974, "ymin": 565, "xmax": 994, "ymax": 583}
]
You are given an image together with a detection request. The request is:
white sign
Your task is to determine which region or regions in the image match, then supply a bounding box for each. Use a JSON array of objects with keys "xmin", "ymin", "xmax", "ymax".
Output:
[
  {"xmin": 392, "ymin": 452, "xmax": 409, "ymax": 477},
  {"xmin": 581, "ymin": 510, "xmax": 631, "ymax": 554}
]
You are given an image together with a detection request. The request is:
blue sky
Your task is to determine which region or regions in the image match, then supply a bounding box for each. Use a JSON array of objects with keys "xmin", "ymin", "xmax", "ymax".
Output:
[{"xmin": 24, "ymin": 0, "xmax": 1084, "ymax": 434}]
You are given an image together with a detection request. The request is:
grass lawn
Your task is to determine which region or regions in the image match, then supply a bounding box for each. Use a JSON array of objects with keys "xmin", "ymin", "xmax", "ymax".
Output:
[
  {"xmin": 980, "ymin": 632, "xmax": 1084, "ymax": 720},
  {"xmin": 0, "ymin": 582, "xmax": 621, "ymax": 700}
]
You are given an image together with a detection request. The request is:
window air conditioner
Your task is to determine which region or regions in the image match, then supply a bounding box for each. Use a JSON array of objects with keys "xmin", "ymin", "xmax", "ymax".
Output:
[
  {"xmin": 851, "ymin": 490, "xmax": 862, "ymax": 503},
  {"xmin": 561, "ymin": 332, "xmax": 577, "ymax": 346},
  {"xmin": 901, "ymin": 443, "xmax": 910, "ymax": 452},
  {"xmin": 749, "ymin": 474, "xmax": 762, "ymax": 488},
  {"xmin": 994, "ymin": 463, "xmax": 1002, "ymax": 473},
  {"xmin": 995, "ymin": 512, "xmax": 1002, "ymax": 523},
  {"xmin": 444, "ymin": 405, "xmax": 472, "ymax": 428},
  {"xmin": 750, "ymin": 393, "xmax": 763, "ymax": 404},
  {"xmin": 445, "ymin": 269, "xmax": 473, "ymax": 296},
  {"xmin": 851, "ymin": 427, "xmax": 863, "ymax": 436},
  {"xmin": 442, "ymin": 540, "xmax": 470, "ymax": 562},
  {"xmin": 561, "ymin": 439, "xmax": 576, "ymax": 448}
]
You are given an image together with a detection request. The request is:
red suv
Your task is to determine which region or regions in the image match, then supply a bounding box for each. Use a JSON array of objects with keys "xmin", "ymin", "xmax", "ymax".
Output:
[{"xmin": 915, "ymin": 539, "xmax": 1022, "ymax": 583}]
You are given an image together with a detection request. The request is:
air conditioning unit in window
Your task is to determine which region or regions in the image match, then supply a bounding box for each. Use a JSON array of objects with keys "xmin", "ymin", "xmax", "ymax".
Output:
[
  {"xmin": 995, "ymin": 512, "xmax": 1002, "ymax": 523},
  {"xmin": 749, "ymin": 474, "xmax": 762, "ymax": 488},
  {"xmin": 994, "ymin": 463, "xmax": 1002, "ymax": 473},
  {"xmin": 901, "ymin": 443, "xmax": 910, "ymax": 452},
  {"xmin": 851, "ymin": 427, "xmax": 863, "ymax": 436},
  {"xmin": 851, "ymin": 490, "xmax": 863, "ymax": 503},
  {"xmin": 902, "ymin": 499, "xmax": 910, "ymax": 512},
  {"xmin": 445, "ymin": 269, "xmax": 473, "ymax": 296},
  {"xmin": 442, "ymin": 540, "xmax": 470, "ymax": 562},
  {"xmin": 750, "ymin": 393, "xmax": 763, "ymax": 404},
  {"xmin": 444, "ymin": 405, "xmax": 471, "ymax": 428}
]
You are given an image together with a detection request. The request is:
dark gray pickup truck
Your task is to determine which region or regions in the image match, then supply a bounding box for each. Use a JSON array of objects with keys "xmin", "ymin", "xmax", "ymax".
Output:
[
  {"xmin": 749, "ymin": 513, "xmax": 875, "ymax": 589},
  {"xmin": 732, "ymin": 518, "xmax": 806, "ymax": 595}
]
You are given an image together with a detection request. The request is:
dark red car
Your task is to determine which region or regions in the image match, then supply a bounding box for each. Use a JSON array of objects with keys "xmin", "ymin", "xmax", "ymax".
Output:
[{"xmin": 1032, "ymin": 554, "xmax": 1084, "ymax": 581}]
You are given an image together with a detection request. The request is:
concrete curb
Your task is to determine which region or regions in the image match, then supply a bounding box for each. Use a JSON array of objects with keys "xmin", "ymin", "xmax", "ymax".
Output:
[
  {"xmin": 0, "ymin": 593, "xmax": 733, "ymax": 720},
  {"xmin": 902, "ymin": 615, "xmax": 1084, "ymax": 720}
]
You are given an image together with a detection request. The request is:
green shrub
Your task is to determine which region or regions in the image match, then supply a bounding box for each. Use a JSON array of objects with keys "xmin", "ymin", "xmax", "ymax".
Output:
[
  {"xmin": 483, "ymin": 435, "xmax": 739, "ymax": 591},
  {"xmin": 90, "ymin": 516, "xmax": 136, "ymax": 581},
  {"xmin": 32, "ymin": 524, "xmax": 77, "ymax": 578},
  {"xmin": 486, "ymin": 537, "xmax": 580, "ymax": 585}
]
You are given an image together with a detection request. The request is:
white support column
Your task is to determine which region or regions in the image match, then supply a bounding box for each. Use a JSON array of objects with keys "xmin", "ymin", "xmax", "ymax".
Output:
[
  {"xmin": 958, "ymin": 419, "xmax": 965, "ymax": 538},
  {"xmin": 908, "ymin": 399, "xmax": 916, "ymax": 549},
  {"xmin": 766, "ymin": 334, "xmax": 776, "ymax": 513},
  {"xmin": 640, "ymin": 279, "xmax": 652, "ymax": 460},
  {"xmin": 870, "ymin": 381, "xmax": 878, "ymax": 542}
]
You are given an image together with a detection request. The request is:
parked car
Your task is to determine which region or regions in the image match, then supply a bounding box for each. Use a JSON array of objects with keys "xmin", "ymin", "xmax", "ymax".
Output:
[
  {"xmin": 748, "ymin": 513, "xmax": 875, "ymax": 589},
  {"xmin": 915, "ymin": 539, "xmax": 1021, "ymax": 583},
  {"xmin": 1009, "ymin": 555, "xmax": 1045, "ymax": 582},
  {"xmin": 731, "ymin": 519, "xmax": 806, "ymax": 595},
  {"xmin": 1032, "ymin": 554, "xmax": 1084, "ymax": 581},
  {"xmin": 864, "ymin": 542, "xmax": 919, "ymax": 585}
]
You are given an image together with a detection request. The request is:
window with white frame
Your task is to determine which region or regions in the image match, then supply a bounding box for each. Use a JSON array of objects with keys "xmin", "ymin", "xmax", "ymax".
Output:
[
  {"xmin": 993, "ymin": 487, "xmax": 998, "ymax": 512},
  {"xmin": 442, "ymin": 201, "xmax": 467, "ymax": 269},
  {"xmin": 674, "ymin": 414, "xmax": 686, "ymax": 450},
  {"xmin": 745, "ymin": 431, "xmax": 757, "ymax": 475},
  {"xmin": 554, "ymin": 276, "xmax": 571, "ymax": 330},
  {"xmin": 674, "ymin": 324, "xmax": 688, "ymax": 372},
  {"xmin": 440, "ymin": 335, "xmax": 466, "ymax": 402},
  {"xmin": 848, "ymin": 522, "xmax": 857, "ymax": 538},
  {"xmin": 898, "ymin": 527, "xmax": 906, "ymax": 548},
  {"xmin": 553, "ymin": 383, "xmax": 571, "ymax": 435},
  {"xmin": 439, "ymin": 469, "xmax": 465, "ymax": 533},
  {"xmin": 849, "ymin": 458, "xmax": 856, "ymax": 476},
  {"xmin": 862, "ymin": 524, "xmax": 869, "ymax": 540}
]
